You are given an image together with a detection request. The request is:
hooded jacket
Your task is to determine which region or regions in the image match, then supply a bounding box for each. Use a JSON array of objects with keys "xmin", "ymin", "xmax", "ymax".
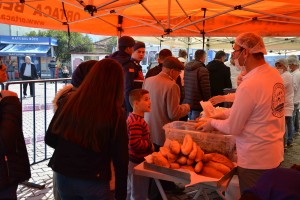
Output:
[
  {"xmin": 108, "ymin": 51, "xmax": 141, "ymax": 113},
  {"xmin": 183, "ymin": 60, "xmax": 211, "ymax": 111}
]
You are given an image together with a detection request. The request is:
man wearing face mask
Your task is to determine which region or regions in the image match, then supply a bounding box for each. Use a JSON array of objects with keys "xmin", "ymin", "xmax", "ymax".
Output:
[
  {"xmin": 275, "ymin": 58, "xmax": 294, "ymax": 149},
  {"xmin": 196, "ymin": 32, "xmax": 285, "ymax": 195}
]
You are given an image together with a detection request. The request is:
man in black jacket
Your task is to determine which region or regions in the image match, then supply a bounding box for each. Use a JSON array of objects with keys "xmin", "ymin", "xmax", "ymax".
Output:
[
  {"xmin": 206, "ymin": 50, "xmax": 232, "ymax": 107},
  {"xmin": 108, "ymin": 36, "xmax": 136, "ymax": 115},
  {"xmin": 20, "ymin": 56, "xmax": 39, "ymax": 98},
  {"xmin": 0, "ymin": 64, "xmax": 31, "ymax": 199},
  {"xmin": 183, "ymin": 49, "xmax": 211, "ymax": 120}
]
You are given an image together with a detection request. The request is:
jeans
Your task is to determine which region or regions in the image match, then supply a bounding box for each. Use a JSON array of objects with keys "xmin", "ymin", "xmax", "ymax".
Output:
[
  {"xmin": 285, "ymin": 116, "xmax": 294, "ymax": 145},
  {"xmin": 50, "ymin": 68, "xmax": 56, "ymax": 79},
  {"xmin": 293, "ymin": 104, "xmax": 299, "ymax": 133},
  {"xmin": 7, "ymin": 71, "xmax": 15, "ymax": 81},
  {"xmin": 53, "ymin": 172, "xmax": 61, "ymax": 200},
  {"xmin": 188, "ymin": 110, "xmax": 201, "ymax": 120},
  {"xmin": 56, "ymin": 172, "xmax": 112, "ymax": 200}
]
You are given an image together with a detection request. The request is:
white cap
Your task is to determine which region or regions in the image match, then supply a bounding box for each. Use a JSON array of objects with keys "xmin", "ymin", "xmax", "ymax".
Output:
[
  {"xmin": 235, "ymin": 32, "xmax": 267, "ymax": 55},
  {"xmin": 178, "ymin": 57, "xmax": 186, "ymax": 63},
  {"xmin": 287, "ymin": 55, "xmax": 299, "ymax": 66},
  {"xmin": 275, "ymin": 58, "xmax": 288, "ymax": 68}
]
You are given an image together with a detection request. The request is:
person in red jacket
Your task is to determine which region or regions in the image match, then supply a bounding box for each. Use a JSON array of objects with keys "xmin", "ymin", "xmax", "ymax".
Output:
[{"xmin": 127, "ymin": 89, "xmax": 154, "ymax": 200}]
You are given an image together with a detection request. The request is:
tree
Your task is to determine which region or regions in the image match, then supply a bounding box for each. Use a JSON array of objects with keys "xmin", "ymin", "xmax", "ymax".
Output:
[{"xmin": 26, "ymin": 30, "xmax": 94, "ymax": 63}]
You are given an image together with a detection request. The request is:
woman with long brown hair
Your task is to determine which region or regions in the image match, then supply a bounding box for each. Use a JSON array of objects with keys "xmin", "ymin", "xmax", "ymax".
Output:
[{"xmin": 45, "ymin": 58, "xmax": 128, "ymax": 200}]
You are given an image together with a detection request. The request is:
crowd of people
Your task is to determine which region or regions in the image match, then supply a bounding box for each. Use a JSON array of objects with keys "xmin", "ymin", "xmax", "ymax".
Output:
[{"xmin": 0, "ymin": 32, "xmax": 300, "ymax": 200}]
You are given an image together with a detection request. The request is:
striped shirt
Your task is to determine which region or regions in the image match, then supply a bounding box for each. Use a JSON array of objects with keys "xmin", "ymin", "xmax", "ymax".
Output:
[{"xmin": 127, "ymin": 113, "xmax": 153, "ymax": 164}]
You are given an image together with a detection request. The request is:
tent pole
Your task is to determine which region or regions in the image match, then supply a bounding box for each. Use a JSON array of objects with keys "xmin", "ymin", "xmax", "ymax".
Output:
[
  {"xmin": 168, "ymin": 0, "xmax": 171, "ymax": 30},
  {"xmin": 187, "ymin": 37, "xmax": 190, "ymax": 62},
  {"xmin": 117, "ymin": 15, "xmax": 123, "ymax": 38},
  {"xmin": 202, "ymin": 8, "xmax": 207, "ymax": 50}
]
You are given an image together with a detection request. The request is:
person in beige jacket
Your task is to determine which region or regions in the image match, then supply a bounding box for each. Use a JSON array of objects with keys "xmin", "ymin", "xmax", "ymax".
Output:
[{"xmin": 143, "ymin": 56, "xmax": 190, "ymax": 148}]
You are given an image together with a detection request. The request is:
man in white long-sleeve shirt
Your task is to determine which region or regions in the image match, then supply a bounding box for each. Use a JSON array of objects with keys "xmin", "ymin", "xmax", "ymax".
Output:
[
  {"xmin": 196, "ymin": 32, "xmax": 285, "ymax": 195},
  {"xmin": 275, "ymin": 58, "xmax": 294, "ymax": 148},
  {"xmin": 287, "ymin": 55, "xmax": 300, "ymax": 137}
]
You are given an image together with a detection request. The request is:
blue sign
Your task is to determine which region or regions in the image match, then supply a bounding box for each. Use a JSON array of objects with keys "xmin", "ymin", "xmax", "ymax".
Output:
[{"xmin": 0, "ymin": 36, "xmax": 57, "ymax": 46}]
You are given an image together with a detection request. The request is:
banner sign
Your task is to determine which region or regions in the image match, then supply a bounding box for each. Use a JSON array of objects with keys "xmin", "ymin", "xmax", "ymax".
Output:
[{"xmin": 0, "ymin": 36, "xmax": 57, "ymax": 46}]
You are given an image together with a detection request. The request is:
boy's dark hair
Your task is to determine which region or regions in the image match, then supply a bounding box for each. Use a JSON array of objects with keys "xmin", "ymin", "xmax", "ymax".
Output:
[
  {"xmin": 194, "ymin": 49, "xmax": 206, "ymax": 61},
  {"xmin": 129, "ymin": 89, "xmax": 149, "ymax": 107}
]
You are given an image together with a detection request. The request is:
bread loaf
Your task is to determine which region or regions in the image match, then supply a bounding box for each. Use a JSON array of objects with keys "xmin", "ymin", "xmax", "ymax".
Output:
[
  {"xmin": 203, "ymin": 154, "xmax": 213, "ymax": 162},
  {"xmin": 195, "ymin": 146, "xmax": 204, "ymax": 162},
  {"xmin": 176, "ymin": 156, "xmax": 187, "ymax": 165},
  {"xmin": 205, "ymin": 161, "xmax": 231, "ymax": 174},
  {"xmin": 167, "ymin": 152, "xmax": 177, "ymax": 163},
  {"xmin": 188, "ymin": 142, "xmax": 198, "ymax": 160},
  {"xmin": 170, "ymin": 162, "xmax": 180, "ymax": 169},
  {"xmin": 152, "ymin": 152, "xmax": 170, "ymax": 168},
  {"xmin": 159, "ymin": 147, "xmax": 170, "ymax": 158},
  {"xmin": 201, "ymin": 166, "xmax": 224, "ymax": 179},
  {"xmin": 194, "ymin": 161, "xmax": 203, "ymax": 173},
  {"xmin": 181, "ymin": 134, "xmax": 193, "ymax": 155},
  {"xmin": 209, "ymin": 153, "xmax": 234, "ymax": 169},
  {"xmin": 169, "ymin": 140, "xmax": 181, "ymax": 155},
  {"xmin": 181, "ymin": 165, "xmax": 194, "ymax": 172}
]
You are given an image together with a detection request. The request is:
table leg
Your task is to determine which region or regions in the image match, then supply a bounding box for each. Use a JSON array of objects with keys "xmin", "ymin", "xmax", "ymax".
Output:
[{"xmin": 154, "ymin": 179, "xmax": 168, "ymax": 200}]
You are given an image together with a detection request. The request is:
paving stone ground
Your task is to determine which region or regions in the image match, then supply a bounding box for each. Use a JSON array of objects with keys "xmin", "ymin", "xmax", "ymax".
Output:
[{"xmin": 5, "ymin": 80, "xmax": 300, "ymax": 200}]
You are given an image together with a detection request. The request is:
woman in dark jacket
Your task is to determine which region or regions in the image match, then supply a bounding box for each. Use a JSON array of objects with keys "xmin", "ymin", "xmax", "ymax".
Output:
[
  {"xmin": 0, "ymin": 63, "xmax": 31, "ymax": 199},
  {"xmin": 45, "ymin": 58, "xmax": 128, "ymax": 200}
]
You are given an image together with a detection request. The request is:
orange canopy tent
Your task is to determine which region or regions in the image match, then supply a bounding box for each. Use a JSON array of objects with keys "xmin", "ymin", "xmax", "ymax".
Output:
[{"xmin": 0, "ymin": 0, "xmax": 300, "ymax": 38}]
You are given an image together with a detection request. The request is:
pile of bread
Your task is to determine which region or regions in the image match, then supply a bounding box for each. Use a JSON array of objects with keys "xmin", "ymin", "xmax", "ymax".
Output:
[{"xmin": 150, "ymin": 134, "xmax": 234, "ymax": 179}]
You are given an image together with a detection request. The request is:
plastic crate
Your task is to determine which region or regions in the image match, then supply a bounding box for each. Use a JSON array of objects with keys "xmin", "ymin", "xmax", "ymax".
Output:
[{"xmin": 163, "ymin": 121, "xmax": 236, "ymax": 161}]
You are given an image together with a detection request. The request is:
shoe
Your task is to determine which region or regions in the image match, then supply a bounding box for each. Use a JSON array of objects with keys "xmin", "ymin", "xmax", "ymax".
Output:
[
  {"xmin": 30, "ymin": 95, "xmax": 35, "ymax": 97},
  {"xmin": 23, "ymin": 95, "xmax": 27, "ymax": 98}
]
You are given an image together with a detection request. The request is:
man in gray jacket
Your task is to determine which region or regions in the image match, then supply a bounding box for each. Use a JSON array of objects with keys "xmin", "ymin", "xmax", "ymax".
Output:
[
  {"xmin": 183, "ymin": 50, "xmax": 211, "ymax": 120},
  {"xmin": 143, "ymin": 56, "xmax": 190, "ymax": 148}
]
